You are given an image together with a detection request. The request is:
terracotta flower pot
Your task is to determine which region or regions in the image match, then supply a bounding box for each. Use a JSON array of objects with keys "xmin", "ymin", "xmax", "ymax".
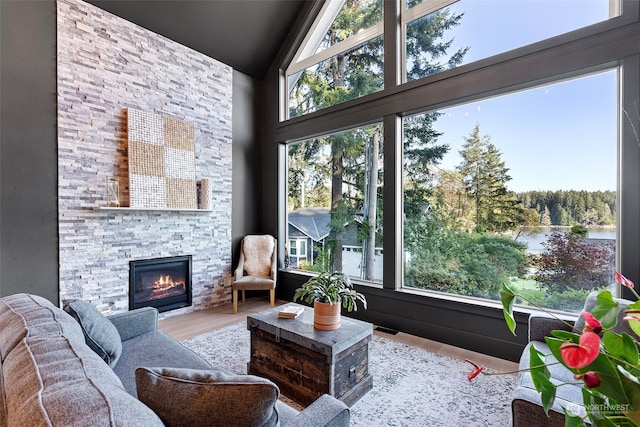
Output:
[{"xmin": 313, "ymin": 300, "xmax": 341, "ymax": 330}]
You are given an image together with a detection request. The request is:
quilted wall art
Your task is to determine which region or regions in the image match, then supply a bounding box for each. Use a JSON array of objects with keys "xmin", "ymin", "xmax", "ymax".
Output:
[{"xmin": 127, "ymin": 108, "xmax": 197, "ymax": 209}]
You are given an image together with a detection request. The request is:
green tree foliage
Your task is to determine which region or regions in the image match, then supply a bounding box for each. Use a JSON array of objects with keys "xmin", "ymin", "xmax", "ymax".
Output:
[
  {"xmin": 289, "ymin": 0, "xmax": 384, "ymax": 274},
  {"xmin": 456, "ymin": 124, "xmax": 524, "ymax": 232},
  {"xmin": 289, "ymin": 0, "xmax": 383, "ymax": 118},
  {"xmin": 404, "ymin": 210, "xmax": 528, "ymax": 298},
  {"xmin": 518, "ymin": 190, "xmax": 616, "ymax": 226},
  {"xmin": 403, "ymin": 113, "xmax": 450, "ymax": 218},
  {"xmin": 287, "ymin": 140, "xmax": 330, "ymax": 210},
  {"xmin": 512, "ymin": 207, "xmax": 541, "ymax": 241},
  {"xmin": 570, "ymin": 224, "xmax": 588, "ymax": 237},
  {"xmin": 288, "ymin": 0, "xmax": 468, "ymax": 277},
  {"xmin": 405, "ymin": 6, "xmax": 468, "ymax": 81},
  {"xmin": 402, "ymin": 4, "xmax": 467, "ymax": 218},
  {"xmin": 536, "ymin": 232, "xmax": 614, "ymax": 293},
  {"xmin": 540, "ymin": 206, "xmax": 552, "ymax": 226},
  {"xmin": 429, "ymin": 169, "xmax": 475, "ymax": 230}
]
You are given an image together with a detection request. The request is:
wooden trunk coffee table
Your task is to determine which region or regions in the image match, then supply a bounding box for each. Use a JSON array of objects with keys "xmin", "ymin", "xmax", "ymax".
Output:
[{"xmin": 247, "ymin": 302, "xmax": 373, "ymax": 407}]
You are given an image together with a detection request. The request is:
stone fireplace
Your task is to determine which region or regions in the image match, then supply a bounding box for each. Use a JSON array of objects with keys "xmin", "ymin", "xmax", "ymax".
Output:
[
  {"xmin": 129, "ymin": 256, "xmax": 192, "ymax": 313},
  {"xmin": 56, "ymin": 0, "xmax": 233, "ymax": 314}
]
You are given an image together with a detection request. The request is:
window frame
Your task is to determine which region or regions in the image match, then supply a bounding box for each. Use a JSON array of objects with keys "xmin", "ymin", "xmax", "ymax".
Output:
[
  {"xmin": 285, "ymin": 0, "xmax": 385, "ymax": 119},
  {"xmin": 276, "ymin": 0, "xmax": 640, "ymax": 305},
  {"xmin": 284, "ymin": 123, "xmax": 385, "ymax": 282},
  {"xmin": 400, "ymin": 0, "xmax": 458, "ymax": 82},
  {"xmin": 399, "ymin": 68, "xmax": 620, "ymax": 310},
  {"xmin": 288, "ymin": 238, "xmax": 308, "ymax": 266}
]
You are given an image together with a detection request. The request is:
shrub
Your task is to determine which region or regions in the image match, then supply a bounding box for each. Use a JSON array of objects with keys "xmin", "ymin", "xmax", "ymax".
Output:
[
  {"xmin": 519, "ymin": 288, "xmax": 598, "ymax": 313},
  {"xmin": 537, "ymin": 232, "xmax": 613, "ymax": 293}
]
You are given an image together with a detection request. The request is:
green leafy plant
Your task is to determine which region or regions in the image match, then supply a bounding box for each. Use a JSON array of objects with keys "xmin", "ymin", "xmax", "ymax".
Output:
[
  {"xmin": 470, "ymin": 272, "xmax": 640, "ymax": 426},
  {"xmin": 293, "ymin": 272, "xmax": 367, "ymax": 312}
]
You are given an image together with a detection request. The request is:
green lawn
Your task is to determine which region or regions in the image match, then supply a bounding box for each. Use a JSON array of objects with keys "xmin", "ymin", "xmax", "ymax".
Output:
[{"xmin": 510, "ymin": 278, "xmax": 540, "ymax": 291}]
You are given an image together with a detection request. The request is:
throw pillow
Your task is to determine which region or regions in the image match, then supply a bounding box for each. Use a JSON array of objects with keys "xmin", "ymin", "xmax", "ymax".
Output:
[
  {"xmin": 574, "ymin": 291, "xmax": 635, "ymax": 337},
  {"xmin": 135, "ymin": 367, "xmax": 280, "ymax": 427},
  {"xmin": 63, "ymin": 300, "xmax": 122, "ymax": 367}
]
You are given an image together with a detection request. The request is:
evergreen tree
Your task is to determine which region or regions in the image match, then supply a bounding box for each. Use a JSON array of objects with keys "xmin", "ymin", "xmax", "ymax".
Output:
[
  {"xmin": 540, "ymin": 206, "xmax": 552, "ymax": 226},
  {"xmin": 518, "ymin": 189, "xmax": 616, "ymax": 226},
  {"xmin": 403, "ymin": 4, "xmax": 467, "ymax": 219},
  {"xmin": 431, "ymin": 169, "xmax": 475, "ymax": 230},
  {"xmin": 457, "ymin": 124, "xmax": 522, "ymax": 232},
  {"xmin": 289, "ymin": 0, "xmax": 468, "ymax": 277},
  {"xmin": 458, "ymin": 124, "xmax": 487, "ymax": 228}
]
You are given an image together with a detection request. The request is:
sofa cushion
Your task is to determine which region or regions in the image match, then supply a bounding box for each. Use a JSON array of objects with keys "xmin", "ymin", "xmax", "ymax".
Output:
[
  {"xmin": 515, "ymin": 341, "xmax": 587, "ymax": 419},
  {"xmin": 574, "ymin": 291, "xmax": 635, "ymax": 337},
  {"xmin": 64, "ymin": 299, "xmax": 123, "ymax": 367},
  {"xmin": 0, "ymin": 358, "xmax": 6, "ymax": 427},
  {"xmin": 0, "ymin": 293, "xmax": 84, "ymax": 361},
  {"xmin": 135, "ymin": 367, "xmax": 280, "ymax": 427},
  {"xmin": 3, "ymin": 336, "xmax": 163, "ymax": 427},
  {"xmin": 113, "ymin": 330, "xmax": 212, "ymax": 397}
]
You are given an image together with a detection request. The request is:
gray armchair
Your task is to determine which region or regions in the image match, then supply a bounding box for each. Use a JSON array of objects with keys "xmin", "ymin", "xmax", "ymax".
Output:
[
  {"xmin": 512, "ymin": 292, "xmax": 635, "ymax": 426},
  {"xmin": 233, "ymin": 234, "xmax": 277, "ymax": 313}
]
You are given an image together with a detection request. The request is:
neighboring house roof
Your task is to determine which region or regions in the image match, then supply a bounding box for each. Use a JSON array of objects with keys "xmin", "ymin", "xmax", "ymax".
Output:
[
  {"xmin": 288, "ymin": 207, "xmax": 366, "ymax": 247},
  {"xmin": 288, "ymin": 207, "xmax": 331, "ymax": 242}
]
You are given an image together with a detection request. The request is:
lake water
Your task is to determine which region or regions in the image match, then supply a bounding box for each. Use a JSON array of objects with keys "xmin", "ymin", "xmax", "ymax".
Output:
[{"xmin": 514, "ymin": 228, "xmax": 616, "ymax": 254}]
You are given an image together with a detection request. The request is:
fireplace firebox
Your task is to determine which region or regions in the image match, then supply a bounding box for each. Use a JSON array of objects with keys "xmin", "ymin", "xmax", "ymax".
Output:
[{"xmin": 129, "ymin": 256, "xmax": 192, "ymax": 313}]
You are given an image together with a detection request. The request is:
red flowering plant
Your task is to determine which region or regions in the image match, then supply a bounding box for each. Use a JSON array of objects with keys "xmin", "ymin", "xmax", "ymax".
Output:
[{"xmin": 468, "ymin": 272, "xmax": 640, "ymax": 426}]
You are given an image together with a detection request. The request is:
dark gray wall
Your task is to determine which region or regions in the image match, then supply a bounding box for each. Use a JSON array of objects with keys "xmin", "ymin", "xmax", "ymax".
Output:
[
  {"xmin": 231, "ymin": 70, "xmax": 264, "ymax": 268},
  {"xmin": 0, "ymin": 0, "xmax": 59, "ymax": 303},
  {"xmin": 0, "ymin": 2, "xmax": 268, "ymax": 303}
]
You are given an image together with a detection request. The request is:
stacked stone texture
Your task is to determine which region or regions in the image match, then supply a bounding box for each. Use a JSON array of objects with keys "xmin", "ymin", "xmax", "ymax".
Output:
[{"xmin": 57, "ymin": 0, "xmax": 233, "ymax": 315}]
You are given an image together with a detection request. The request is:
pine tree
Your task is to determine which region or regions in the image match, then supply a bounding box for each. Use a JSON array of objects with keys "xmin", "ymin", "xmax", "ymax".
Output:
[
  {"xmin": 457, "ymin": 124, "xmax": 489, "ymax": 229},
  {"xmin": 540, "ymin": 206, "xmax": 552, "ymax": 226},
  {"xmin": 457, "ymin": 124, "xmax": 523, "ymax": 232},
  {"xmin": 289, "ymin": 0, "xmax": 468, "ymax": 277}
]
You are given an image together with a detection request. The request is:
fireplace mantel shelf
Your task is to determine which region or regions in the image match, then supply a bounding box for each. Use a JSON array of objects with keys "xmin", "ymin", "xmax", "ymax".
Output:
[{"xmin": 97, "ymin": 207, "xmax": 212, "ymax": 213}]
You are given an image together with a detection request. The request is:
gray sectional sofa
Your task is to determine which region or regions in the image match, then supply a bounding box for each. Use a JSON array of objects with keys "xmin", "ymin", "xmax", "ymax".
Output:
[
  {"xmin": 512, "ymin": 292, "xmax": 634, "ymax": 426},
  {"xmin": 0, "ymin": 293, "xmax": 350, "ymax": 427}
]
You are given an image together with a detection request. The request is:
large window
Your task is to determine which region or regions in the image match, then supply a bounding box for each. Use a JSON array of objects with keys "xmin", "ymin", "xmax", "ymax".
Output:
[
  {"xmin": 403, "ymin": 0, "xmax": 614, "ymax": 82},
  {"xmin": 287, "ymin": 0, "xmax": 384, "ymax": 118},
  {"xmin": 286, "ymin": 124, "xmax": 384, "ymax": 283},
  {"xmin": 402, "ymin": 71, "xmax": 618, "ymax": 312},
  {"xmin": 286, "ymin": 0, "xmax": 615, "ymax": 118},
  {"xmin": 279, "ymin": 0, "xmax": 637, "ymax": 317}
]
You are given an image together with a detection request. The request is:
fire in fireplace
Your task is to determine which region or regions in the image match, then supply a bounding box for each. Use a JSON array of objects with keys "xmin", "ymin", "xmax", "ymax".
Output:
[{"xmin": 129, "ymin": 255, "xmax": 192, "ymax": 313}]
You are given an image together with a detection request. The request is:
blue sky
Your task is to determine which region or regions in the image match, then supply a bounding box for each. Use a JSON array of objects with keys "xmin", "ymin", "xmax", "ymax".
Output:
[{"xmin": 425, "ymin": 0, "xmax": 616, "ymax": 193}]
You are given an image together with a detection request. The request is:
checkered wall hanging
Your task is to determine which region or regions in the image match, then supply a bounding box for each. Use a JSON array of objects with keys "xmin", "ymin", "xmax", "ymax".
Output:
[{"xmin": 127, "ymin": 108, "xmax": 197, "ymax": 209}]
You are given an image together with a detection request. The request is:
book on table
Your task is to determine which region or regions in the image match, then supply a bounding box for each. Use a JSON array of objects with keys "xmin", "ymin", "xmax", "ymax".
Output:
[{"xmin": 278, "ymin": 305, "xmax": 304, "ymax": 319}]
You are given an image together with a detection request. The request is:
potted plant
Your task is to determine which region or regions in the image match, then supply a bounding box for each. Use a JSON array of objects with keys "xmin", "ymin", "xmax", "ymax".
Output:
[
  {"xmin": 293, "ymin": 271, "xmax": 367, "ymax": 330},
  {"xmin": 468, "ymin": 272, "xmax": 640, "ymax": 425}
]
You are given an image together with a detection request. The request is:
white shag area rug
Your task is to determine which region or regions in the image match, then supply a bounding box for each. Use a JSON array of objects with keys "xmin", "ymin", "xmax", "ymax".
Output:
[{"xmin": 182, "ymin": 322, "xmax": 515, "ymax": 427}]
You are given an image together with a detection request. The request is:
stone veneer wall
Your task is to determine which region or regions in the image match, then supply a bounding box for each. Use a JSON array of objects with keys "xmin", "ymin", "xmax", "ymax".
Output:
[{"xmin": 57, "ymin": 0, "xmax": 233, "ymax": 314}]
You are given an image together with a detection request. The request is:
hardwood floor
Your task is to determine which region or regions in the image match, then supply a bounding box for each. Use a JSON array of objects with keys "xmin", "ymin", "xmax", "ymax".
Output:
[{"xmin": 158, "ymin": 296, "xmax": 518, "ymax": 374}]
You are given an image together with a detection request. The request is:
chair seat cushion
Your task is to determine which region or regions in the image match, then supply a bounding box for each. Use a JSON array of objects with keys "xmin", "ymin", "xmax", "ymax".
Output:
[
  {"xmin": 233, "ymin": 276, "xmax": 275, "ymax": 290},
  {"xmin": 514, "ymin": 341, "xmax": 586, "ymax": 419}
]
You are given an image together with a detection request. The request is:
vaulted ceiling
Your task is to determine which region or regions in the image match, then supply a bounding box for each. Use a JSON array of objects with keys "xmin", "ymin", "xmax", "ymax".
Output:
[{"xmin": 87, "ymin": 0, "xmax": 308, "ymax": 80}]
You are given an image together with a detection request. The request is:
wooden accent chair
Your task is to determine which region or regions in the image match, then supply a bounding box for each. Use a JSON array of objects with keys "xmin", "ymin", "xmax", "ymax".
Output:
[{"xmin": 233, "ymin": 235, "xmax": 277, "ymax": 313}]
